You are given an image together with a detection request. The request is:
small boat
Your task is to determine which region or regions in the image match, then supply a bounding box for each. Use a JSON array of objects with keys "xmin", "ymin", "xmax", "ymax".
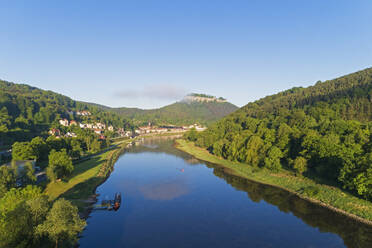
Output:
[
  {"xmin": 93, "ymin": 192, "xmax": 122, "ymax": 211},
  {"xmin": 113, "ymin": 192, "xmax": 122, "ymax": 211}
]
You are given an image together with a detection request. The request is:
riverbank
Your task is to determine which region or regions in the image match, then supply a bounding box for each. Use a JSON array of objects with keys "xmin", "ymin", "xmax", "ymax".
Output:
[
  {"xmin": 175, "ymin": 139, "xmax": 372, "ymax": 225},
  {"xmin": 45, "ymin": 139, "xmax": 133, "ymax": 216}
]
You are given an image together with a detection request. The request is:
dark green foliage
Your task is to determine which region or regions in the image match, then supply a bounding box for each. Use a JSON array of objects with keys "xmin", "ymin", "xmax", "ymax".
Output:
[
  {"xmin": 291, "ymin": 156, "xmax": 308, "ymax": 176},
  {"xmin": 183, "ymin": 128, "xmax": 198, "ymax": 141},
  {"xmin": 0, "ymin": 186, "xmax": 49, "ymax": 247},
  {"xmin": 12, "ymin": 141, "xmax": 35, "ymax": 161},
  {"xmin": 0, "ymin": 165, "xmax": 16, "ymax": 198},
  {"xmin": 188, "ymin": 93, "xmax": 216, "ymax": 98},
  {"xmin": 30, "ymin": 137, "xmax": 49, "ymax": 162},
  {"xmin": 47, "ymin": 149, "xmax": 74, "ymax": 181},
  {"xmin": 0, "ymin": 186, "xmax": 84, "ymax": 248},
  {"xmin": 19, "ymin": 161, "xmax": 37, "ymax": 185},
  {"xmin": 264, "ymin": 146, "xmax": 283, "ymax": 171},
  {"xmin": 36, "ymin": 198, "xmax": 86, "ymax": 248},
  {"xmin": 187, "ymin": 67, "xmax": 372, "ymax": 200}
]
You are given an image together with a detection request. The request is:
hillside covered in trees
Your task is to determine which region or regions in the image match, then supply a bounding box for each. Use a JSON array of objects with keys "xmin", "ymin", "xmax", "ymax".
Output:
[
  {"xmin": 186, "ymin": 67, "xmax": 372, "ymax": 201},
  {"xmin": 0, "ymin": 80, "xmax": 133, "ymax": 146},
  {"xmin": 110, "ymin": 99, "xmax": 238, "ymax": 126}
]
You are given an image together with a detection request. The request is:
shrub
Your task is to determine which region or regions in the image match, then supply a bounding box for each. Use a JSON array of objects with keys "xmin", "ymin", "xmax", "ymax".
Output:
[{"xmin": 302, "ymin": 186, "xmax": 320, "ymax": 197}]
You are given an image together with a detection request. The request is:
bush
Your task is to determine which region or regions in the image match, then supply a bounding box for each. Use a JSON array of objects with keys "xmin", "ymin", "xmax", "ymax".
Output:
[
  {"xmin": 291, "ymin": 156, "xmax": 307, "ymax": 176},
  {"xmin": 302, "ymin": 186, "xmax": 320, "ymax": 197}
]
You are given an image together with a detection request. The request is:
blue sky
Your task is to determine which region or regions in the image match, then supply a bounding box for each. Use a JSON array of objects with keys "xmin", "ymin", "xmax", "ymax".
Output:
[{"xmin": 0, "ymin": 0, "xmax": 371, "ymax": 109}]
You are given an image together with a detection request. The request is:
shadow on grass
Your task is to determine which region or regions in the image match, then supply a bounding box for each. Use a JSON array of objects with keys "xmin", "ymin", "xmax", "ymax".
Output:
[
  {"xmin": 69, "ymin": 156, "xmax": 104, "ymax": 178},
  {"xmin": 61, "ymin": 177, "xmax": 104, "ymax": 200}
]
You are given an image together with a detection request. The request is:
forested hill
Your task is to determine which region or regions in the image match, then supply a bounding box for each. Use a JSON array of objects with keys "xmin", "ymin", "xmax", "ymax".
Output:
[
  {"xmin": 240, "ymin": 67, "xmax": 372, "ymax": 121},
  {"xmin": 111, "ymin": 100, "xmax": 238, "ymax": 126},
  {"xmin": 0, "ymin": 80, "xmax": 132, "ymax": 145},
  {"xmin": 187, "ymin": 67, "xmax": 372, "ymax": 201}
]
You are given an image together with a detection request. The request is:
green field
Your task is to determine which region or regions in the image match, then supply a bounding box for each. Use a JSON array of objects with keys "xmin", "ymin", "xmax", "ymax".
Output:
[
  {"xmin": 45, "ymin": 140, "xmax": 131, "ymax": 212},
  {"xmin": 175, "ymin": 139, "xmax": 372, "ymax": 224}
]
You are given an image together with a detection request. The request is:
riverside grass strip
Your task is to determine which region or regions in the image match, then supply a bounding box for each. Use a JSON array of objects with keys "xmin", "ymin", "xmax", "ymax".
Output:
[
  {"xmin": 175, "ymin": 139, "xmax": 372, "ymax": 225},
  {"xmin": 45, "ymin": 139, "xmax": 132, "ymax": 212}
]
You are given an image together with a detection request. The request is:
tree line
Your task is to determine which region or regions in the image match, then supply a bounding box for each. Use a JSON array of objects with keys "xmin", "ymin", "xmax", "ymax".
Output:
[
  {"xmin": 0, "ymin": 127, "xmax": 114, "ymax": 247},
  {"xmin": 185, "ymin": 67, "xmax": 372, "ymax": 201}
]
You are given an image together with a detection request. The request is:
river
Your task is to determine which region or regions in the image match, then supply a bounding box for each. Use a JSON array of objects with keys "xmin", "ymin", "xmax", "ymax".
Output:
[{"xmin": 79, "ymin": 137, "xmax": 372, "ymax": 248}]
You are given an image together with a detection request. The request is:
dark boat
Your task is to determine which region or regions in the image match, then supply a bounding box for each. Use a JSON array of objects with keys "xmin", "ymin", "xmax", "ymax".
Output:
[
  {"xmin": 113, "ymin": 192, "xmax": 121, "ymax": 211},
  {"xmin": 94, "ymin": 192, "xmax": 122, "ymax": 211}
]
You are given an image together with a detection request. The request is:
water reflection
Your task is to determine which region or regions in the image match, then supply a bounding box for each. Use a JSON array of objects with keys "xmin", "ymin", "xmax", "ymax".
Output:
[
  {"xmin": 136, "ymin": 137, "xmax": 372, "ymax": 248},
  {"xmin": 199, "ymin": 158, "xmax": 372, "ymax": 248},
  {"xmin": 139, "ymin": 179, "xmax": 189, "ymax": 200}
]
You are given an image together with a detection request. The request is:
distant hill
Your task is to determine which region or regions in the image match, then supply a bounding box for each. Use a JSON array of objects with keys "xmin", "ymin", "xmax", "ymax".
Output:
[
  {"xmin": 0, "ymin": 80, "xmax": 237, "ymax": 145},
  {"xmin": 110, "ymin": 95, "xmax": 238, "ymax": 126},
  {"xmin": 189, "ymin": 67, "xmax": 372, "ymax": 200}
]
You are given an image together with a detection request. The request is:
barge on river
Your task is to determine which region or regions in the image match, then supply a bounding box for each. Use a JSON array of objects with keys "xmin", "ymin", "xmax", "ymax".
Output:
[{"xmin": 94, "ymin": 192, "xmax": 122, "ymax": 211}]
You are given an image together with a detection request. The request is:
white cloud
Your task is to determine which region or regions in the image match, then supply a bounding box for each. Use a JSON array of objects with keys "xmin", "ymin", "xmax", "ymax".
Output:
[{"xmin": 115, "ymin": 84, "xmax": 187, "ymax": 101}]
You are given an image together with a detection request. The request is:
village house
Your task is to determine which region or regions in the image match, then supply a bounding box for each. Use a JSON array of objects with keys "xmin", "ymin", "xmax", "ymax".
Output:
[
  {"xmin": 96, "ymin": 123, "xmax": 106, "ymax": 129},
  {"xmin": 94, "ymin": 129, "xmax": 104, "ymax": 135},
  {"xmin": 108, "ymin": 125, "xmax": 114, "ymax": 131},
  {"xmin": 187, "ymin": 124, "xmax": 206, "ymax": 131},
  {"xmin": 154, "ymin": 127, "xmax": 168, "ymax": 133},
  {"xmin": 70, "ymin": 120, "xmax": 78, "ymax": 126},
  {"xmin": 65, "ymin": 132, "xmax": 77, "ymax": 138},
  {"xmin": 76, "ymin": 110, "xmax": 91, "ymax": 116},
  {"xmin": 117, "ymin": 128, "xmax": 133, "ymax": 137},
  {"xmin": 117, "ymin": 128, "xmax": 125, "ymax": 136},
  {"xmin": 59, "ymin": 119, "xmax": 69, "ymax": 127},
  {"xmin": 79, "ymin": 123, "xmax": 87, "ymax": 128},
  {"xmin": 160, "ymin": 125, "xmax": 186, "ymax": 133},
  {"xmin": 138, "ymin": 126, "xmax": 152, "ymax": 134},
  {"xmin": 195, "ymin": 126, "xmax": 207, "ymax": 131},
  {"xmin": 48, "ymin": 128, "xmax": 61, "ymax": 136}
]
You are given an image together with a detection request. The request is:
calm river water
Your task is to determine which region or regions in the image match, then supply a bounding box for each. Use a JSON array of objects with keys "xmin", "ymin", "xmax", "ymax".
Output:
[{"xmin": 79, "ymin": 137, "xmax": 372, "ymax": 248}]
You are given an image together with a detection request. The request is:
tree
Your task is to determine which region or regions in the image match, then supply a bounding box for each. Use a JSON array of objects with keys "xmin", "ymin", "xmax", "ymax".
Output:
[
  {"xmin": 69, "ymin": 139, "xmax": 83, "ymax": 159},
  {"xmin": 353, "ymin": 169, "xmax": 372, "ymax": 200},
  {"xmin": 21, "ymin": 161, "xmax": 37, "ymax": 185},
  {"xmin": 90, "ymin": 139, "xmax": 102, "ymax": 153},
  {"xmin": 30, "ymin": 136, "xmax": 49, "ymax": 162},
  {"xmin": 12, "ymin": 141, "xmax": 35, "ymax": 161},
  {"xmin": 0, "ymin": 186, "xmax": 49, "ymax": 248},
  {"xmin": 46, "ymin": 136, "xmax": 67, "ymax": 152},
  {"xmin": 264, "ymin": 146, "xmax": 283, "ymax": 171},
  {"xmin": 0, "ymin": 165, "xmax": 16, "ymax": 198},
  {"xmin": 276, "ymin": 123, "xmax": 292, "ymax": 151},
  {"xmin": 15, "ymin": 115, "xmax": 30, "ymax": 129},
  {"xmin": 185, "ymin": 128, "xmax": 198, "ymax": 142},
  {"xmin": 0, "ymin": 106, "xmax": 11, "ymax": 132},
  {"xmin": 292, "ymin": 156, "xmax": 307, "ymax": 176},
  {"xmin": 36, "ymin": 198, "xmax": 86, "ymax": 248},
  {"xmin": 245, "ymin": 136, "xmax": 264, "ymax": 166},
  {"xmin": 47, "ymin": 149, "xmax": 73, "ymax": 181}
]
